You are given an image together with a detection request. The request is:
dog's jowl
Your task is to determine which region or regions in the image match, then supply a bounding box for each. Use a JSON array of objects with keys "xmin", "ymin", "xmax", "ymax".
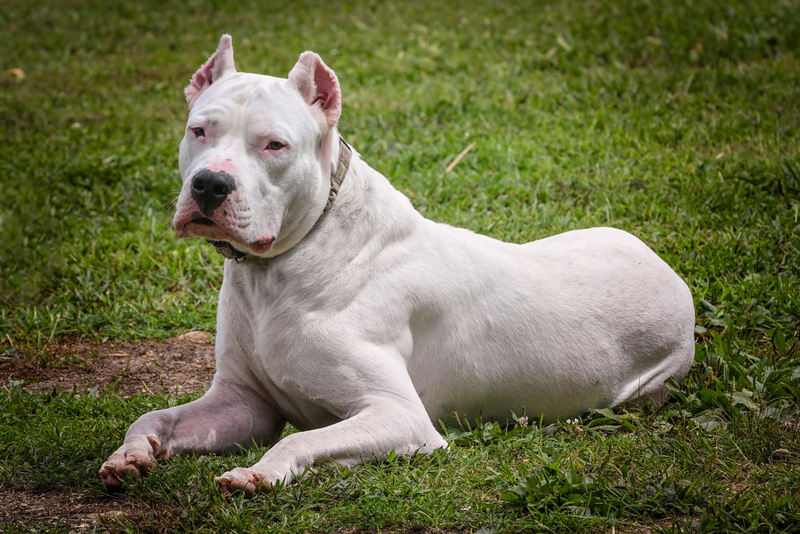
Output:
[{"xmin": 100, "ymin": 35, "xmax": 695, "ymax": 496}]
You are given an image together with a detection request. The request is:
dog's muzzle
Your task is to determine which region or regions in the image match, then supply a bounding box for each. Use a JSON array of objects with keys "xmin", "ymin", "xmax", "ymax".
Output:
[{"xmin": 205, "ymin": 136, "xmax": 353, "ymax": 263}]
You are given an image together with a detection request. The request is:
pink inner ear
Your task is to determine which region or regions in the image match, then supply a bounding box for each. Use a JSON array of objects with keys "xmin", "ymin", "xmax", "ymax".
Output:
[
  {"xmin": 185, "ymin": 35, "xmax": 234, "ymax": 106},
  {"xmin": 313, "ymin": 61, "xmax": 341, "ymax": 123},
  {"xmin": 315, "ymin": 69, "xmax": 338, "ymax": 109},
  {"xmin": 288, "ymin": 51, "xmax": 342, "ymax": 126},
  {"xmin": 186, "ymin": 57, "xmax": 216, "ymax": 99}
]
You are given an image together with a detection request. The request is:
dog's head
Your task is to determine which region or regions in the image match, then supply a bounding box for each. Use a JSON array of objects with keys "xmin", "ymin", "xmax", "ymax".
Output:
[{"xmin": 174, "ymin": 35, "xmax": 342, "ymax": 257}]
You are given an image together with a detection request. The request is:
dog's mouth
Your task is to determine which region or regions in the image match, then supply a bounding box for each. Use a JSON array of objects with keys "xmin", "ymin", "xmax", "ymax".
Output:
[
  {"xmin": 191, "ymin": 216, "xmax": 216, "ymax": 227},
  {"xmin": 179, "ymin": 213, "xmax": 275, "ymax": 255},
  {"xmin": 175, "ymin": 212, "xmax": 222, "ymax": 238}
]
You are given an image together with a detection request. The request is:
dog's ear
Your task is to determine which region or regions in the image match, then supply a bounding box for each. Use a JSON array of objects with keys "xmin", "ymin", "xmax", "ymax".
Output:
[
  {"xmin": 185, "ymin": 34, "xmax": 236, "ymax": 108},
  {"xmin": 287, "ymin": 52, "xmax": 341, "ymax": 128}
]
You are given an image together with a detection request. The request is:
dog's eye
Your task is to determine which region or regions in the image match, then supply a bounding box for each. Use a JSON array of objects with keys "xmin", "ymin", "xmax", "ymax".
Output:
[
  {"xmin": 192, "ymin": 127, "xmax": 205, "ymax": 138},
  {"xmin": 266, "ymin": 140, "xmax": 284, "ymax": 151}
]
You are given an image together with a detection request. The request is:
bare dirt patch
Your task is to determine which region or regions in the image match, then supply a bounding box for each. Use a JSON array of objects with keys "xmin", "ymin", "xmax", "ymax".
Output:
[
  {"xmin": 1, "ymin": 333, "xmax": 215, "ymax": 529},
  {"xmin": 0, "ymin": 483, "xmax": 471, "ymax": 532},
  {"xmin": 0, "ymin": 484, "xmax": 144, "ymax": 530},
  {"xmin": 0, "ymin": 331, "xmax": 215, "ymax": 398}
]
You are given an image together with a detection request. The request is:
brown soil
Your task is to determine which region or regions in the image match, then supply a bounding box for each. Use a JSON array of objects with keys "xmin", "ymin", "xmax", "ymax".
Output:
[
  {"xmin": 0, "ymin": 485, "xmax": 147, "ymax": 531},
  {"xmin": 0, "ymin": 331, "xmax": 216, "ymax": 398},
  {"xmin": 0, "ymin": 484, "xmax": 470, "ymax": 532},
  {"xmin": 0, "ymin": 332, "xmax": 217, "ymax": 529}
]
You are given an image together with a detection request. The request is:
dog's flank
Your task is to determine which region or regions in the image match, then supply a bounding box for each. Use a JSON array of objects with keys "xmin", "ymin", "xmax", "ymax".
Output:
[{"xmin": 100, "ymin": 34, "xmax": 695, "ymax": 496}]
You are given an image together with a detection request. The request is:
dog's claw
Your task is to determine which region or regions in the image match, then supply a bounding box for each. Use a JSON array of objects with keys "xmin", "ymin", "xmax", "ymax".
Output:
[
  {"xmin": 99, "ymin": 434, "xmax": 166, "ymax": 491},
  {"xmin": 99, "ymin": 464, "xmax": 124, "ymax": 492},
  {"xmin": 215, "ymin": 468, "xmax": 271, "ymax": 498}
]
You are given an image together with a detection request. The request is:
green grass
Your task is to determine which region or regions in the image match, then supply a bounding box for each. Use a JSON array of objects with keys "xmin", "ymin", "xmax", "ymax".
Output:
[{"xmin": 1, "ymin": 0, "xmax": 799, "ymax": 531}]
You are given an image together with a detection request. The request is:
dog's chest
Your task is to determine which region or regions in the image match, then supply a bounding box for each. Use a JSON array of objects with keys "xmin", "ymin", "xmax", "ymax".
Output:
[
  {"xmin": 252, "ymin": 363, "xmax": 342, "ymax": 431},
  {"xmin": 223, "ymin": 262, "xmax": 346, "ymax": 430}
]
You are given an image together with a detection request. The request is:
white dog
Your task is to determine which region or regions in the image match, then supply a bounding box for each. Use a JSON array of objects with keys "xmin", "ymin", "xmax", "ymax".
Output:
[{"xmin": 100, "ymin": 35, "xmax": 695, "ymax": 496}]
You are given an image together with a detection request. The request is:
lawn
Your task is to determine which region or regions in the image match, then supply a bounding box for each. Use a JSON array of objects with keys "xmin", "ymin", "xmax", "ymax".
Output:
[{"xmin": 1, "ymin": 0, "xmax": 799, "ymax": 532}]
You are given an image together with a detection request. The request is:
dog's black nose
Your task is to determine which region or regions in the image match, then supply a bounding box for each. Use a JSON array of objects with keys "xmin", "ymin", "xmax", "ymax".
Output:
[{"xmin": 191, "ymin": 169, "xmax": 236, "ymax": 216}]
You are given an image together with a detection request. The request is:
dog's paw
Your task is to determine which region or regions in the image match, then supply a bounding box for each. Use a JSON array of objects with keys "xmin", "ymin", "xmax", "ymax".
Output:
[
  {"xmin": 215, "ymin": 468, "xmax": 272, "ymax": 498},
  {"xmin": 99, "ymin": 435, "xmax": 168, "ymax": 492}
]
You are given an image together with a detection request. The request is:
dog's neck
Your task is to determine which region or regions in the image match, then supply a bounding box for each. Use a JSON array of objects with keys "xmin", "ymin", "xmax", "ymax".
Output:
[{"xmin": 206, "ymin": 135, "xmax": 353, "ymax": 263}]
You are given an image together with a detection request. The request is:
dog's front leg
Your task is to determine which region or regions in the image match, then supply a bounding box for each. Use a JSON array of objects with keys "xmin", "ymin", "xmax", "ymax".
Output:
[
  {"xmin": 215, "ymin": 402, "xmax": 447, "ymax": 496},
  {"xmin": 214, "ymin": 355, "xmax": 448, "ymax": 497},
  {"xmin": 100, "ymin": 378, "xmax": 284, "ymax": 491}
]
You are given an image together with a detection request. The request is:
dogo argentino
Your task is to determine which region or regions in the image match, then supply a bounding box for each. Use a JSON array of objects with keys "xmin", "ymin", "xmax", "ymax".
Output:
[{"xmin": 100, "ymin": 35, "xmax": 695, "ymax": 496}]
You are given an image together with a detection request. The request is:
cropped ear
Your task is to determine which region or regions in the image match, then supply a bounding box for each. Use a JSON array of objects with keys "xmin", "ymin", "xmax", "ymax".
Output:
[
  {"xmin": 185, "ymin": 34, "xmax": 236, "ymax": 108},
  {"xmin": 287, "ymin": 52, "xmax": 341, "ymax": 128}
]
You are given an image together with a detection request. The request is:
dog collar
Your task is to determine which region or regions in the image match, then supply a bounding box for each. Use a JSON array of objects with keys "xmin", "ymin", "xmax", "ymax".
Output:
[{"xmin": 206, "ymin": 135, "xmax": 352, "ymax": 262}]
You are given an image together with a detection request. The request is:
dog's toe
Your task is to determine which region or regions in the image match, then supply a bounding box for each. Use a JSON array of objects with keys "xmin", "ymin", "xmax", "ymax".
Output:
[
  {"xmin": 215, "ymin": 468, "xmax": 271, "ymax": 498},
  {"xmin": 99, "ymin": 435, "xmax": 165, "ymax": 492},
  {"xmin": 99, "ymin": 463, "xmax": 124, "ymax": 492}
]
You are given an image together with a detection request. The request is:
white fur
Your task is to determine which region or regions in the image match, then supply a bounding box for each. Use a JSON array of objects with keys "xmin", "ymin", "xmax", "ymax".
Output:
[{"xmin": 100, "ymin": 36, "xmax": 695, "ymax": 495}]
